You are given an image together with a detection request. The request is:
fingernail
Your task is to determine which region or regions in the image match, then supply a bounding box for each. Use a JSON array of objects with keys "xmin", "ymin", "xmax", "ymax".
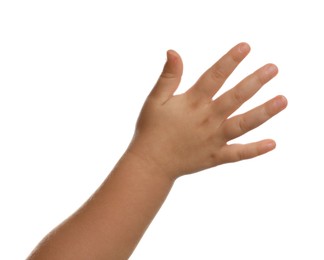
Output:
[
  {"xmin": 273, "ymin": 95, "xmax": 288, "ymax": 109},
  {"xmin": 266, "ymin": 141, "xmax": 276, "ymax": 150},
  {"xmin": 265, "ymin": 64, "xmax": 278, "ymax": 75},
  {"xmin": 167, "ymin": 50, "xmax": 177, "ymax": 63},
  {"xmin": 239, "ymin": 43, "xmax": 250, "ymax": 54}
]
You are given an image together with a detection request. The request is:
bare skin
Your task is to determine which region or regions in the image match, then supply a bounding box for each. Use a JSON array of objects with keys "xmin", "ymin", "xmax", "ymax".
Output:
[{"xmin": 27, "ymin": 42, "xmax": 287, "ymax": 260}]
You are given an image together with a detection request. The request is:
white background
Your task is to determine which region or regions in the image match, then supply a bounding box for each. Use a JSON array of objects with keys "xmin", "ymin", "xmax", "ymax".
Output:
[{"xmin": 0, "ymin": 0, "xmax": 323, "ymax": 259}]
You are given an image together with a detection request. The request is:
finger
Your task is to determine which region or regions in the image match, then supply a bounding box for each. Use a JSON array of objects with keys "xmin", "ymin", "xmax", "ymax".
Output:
[
  {"xmin": 220, "ymin": 139, "xmax": 276, "ymax": 163},
  {"xmin": 213, "ymin": 63, "xmax": 278, "ymax": 118},
  {"xmin": 186, "ymin": 42, "xmax": 250, "ymax": 102},
  {"xmin": 149, "ymin": 50, "xmax": 183, "ymax": 104},
  {"xmin": 221, "ymin": 95, "xmax": 288, "ymax": 141}
]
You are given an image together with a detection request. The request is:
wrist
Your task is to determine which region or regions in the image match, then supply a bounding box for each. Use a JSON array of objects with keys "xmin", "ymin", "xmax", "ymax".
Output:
[{"xmin": 122, "ymin": 144, "xmax": 178, "ymax": 184}]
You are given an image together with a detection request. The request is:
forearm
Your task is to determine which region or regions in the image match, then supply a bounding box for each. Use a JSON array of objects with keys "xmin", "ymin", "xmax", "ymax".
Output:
[{"xmin": 28, "ymin": 151, "xmax": 175, "ymax": 260}]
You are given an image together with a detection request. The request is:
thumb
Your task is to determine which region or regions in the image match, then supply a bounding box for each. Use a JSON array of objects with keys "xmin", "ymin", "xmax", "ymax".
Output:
[{"xmin": 149, "ymin": 50, "xmax": 183, "ymax": 103}]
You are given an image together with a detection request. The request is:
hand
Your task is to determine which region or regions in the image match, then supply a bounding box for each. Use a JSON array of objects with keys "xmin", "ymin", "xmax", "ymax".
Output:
[{"xmin": 127, "ymin": 43, "xmax": 287, "ymax": 180}]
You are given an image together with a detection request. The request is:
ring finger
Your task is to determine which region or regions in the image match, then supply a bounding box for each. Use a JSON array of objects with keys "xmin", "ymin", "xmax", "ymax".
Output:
[{"xmin": 221, "ymin": 95, "xmax": 288, "ymax": 141}]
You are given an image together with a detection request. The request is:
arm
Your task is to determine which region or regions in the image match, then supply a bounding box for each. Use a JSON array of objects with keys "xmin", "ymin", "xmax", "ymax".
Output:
[{"xmin": 27, "ymin": 43, "xmax": 287, "ymax": 260}]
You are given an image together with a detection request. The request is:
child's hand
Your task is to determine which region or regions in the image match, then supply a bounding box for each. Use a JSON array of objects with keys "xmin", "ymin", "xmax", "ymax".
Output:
[
  {"xmin": 27, "ymin": 43, "xmax": 288, "ymax": 260},
  {"xmin": 127, "ymin": 43, "xmax": 287, "ymax": 180}
]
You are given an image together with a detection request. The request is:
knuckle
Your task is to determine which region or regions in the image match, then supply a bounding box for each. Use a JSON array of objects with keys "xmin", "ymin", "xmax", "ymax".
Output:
[
  {"xmin": 237, "ymin": 148, "xmax": 247, "ymax": 161},
  {"xmin": 231, "ymin": 52, "xmax": 243, "ymax": 63},
  {"xmin": 160, "ymin": 71, "xmax": 176, "ymax": 79},
  {"xmin": 209, "ymin": 151, "xmax": 221, "ymax": 165},
  {"xmin": 263, "ymin": 103, "xmax": 274, "ymax": 118},
  {"xmin": 210, "ymin": 66, "xmax": 227, "ymax": 82},
  {"xmin": 232, "ymin": 88, "xmax": 245, "ymax": 104},
  {"xmin": 253, "ymin": 71, "xmax": 266, "ymax": 86},
  {"xmin": 238, "ymin": 117, "xmax": 249, "ymax": 133}
]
